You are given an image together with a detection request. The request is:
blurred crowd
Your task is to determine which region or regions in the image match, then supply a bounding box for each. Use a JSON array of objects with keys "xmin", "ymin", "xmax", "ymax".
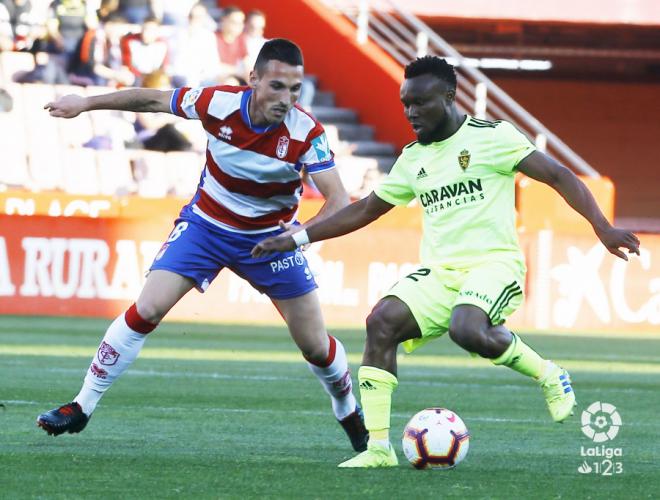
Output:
[
  {"xmin": 0, "ymin": 1, "xmax": 385, "ymax": 199},
  {"xmin": 0, "ymin": 1, "xmax": 299, "ymax": 93}
]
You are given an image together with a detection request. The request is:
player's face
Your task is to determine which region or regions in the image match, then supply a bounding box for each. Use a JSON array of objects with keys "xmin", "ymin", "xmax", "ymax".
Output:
[
  {"xmin": 249, "ymin": 60, "xmax": 304, "ymax": 125},
  {"xmin": 400, "ymin": 75, "xmax": 455, "ymax": 144}
]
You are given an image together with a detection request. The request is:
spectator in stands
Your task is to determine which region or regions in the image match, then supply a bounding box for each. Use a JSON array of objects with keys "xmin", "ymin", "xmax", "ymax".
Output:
[
  {"xmin": 46, "ymin": 0, "xmax": 91, "ymax": 62},
  {"xmin": 116, "ymin": 0, "xmax": 153, "ymax": 24},
  {"xmin": 96, "ymin": 0, "xmax": 119, "ymax": 21},
  {"xmin": 16, "ymin": 0, "xmax": 97, "ymax": 84},
  {"xmin": 215, "ymin": 5, "xmax": 248, "ymax": 82},
  {"xmin": 69, "ymin": 12, "xmax": 135, "ymax": 86},
  {"xmin": 158, "ymin": 0, "xmax": 197, "ymax": 26},
  {"xmin": 169, "ymin": 2, "xmax": 220, "ymax": 87},
  {"xmin": 120, "ymin": 15, "xmax": 168, "ymax": 85},
  {"xmin": 0, "ymin": 0, "xmax": 39, "ymax": 51},
  {"xmin": 243, "ymin": 9, "xmax": 266, "ymax": 69},
  {"xmin": 0, "ymin": 2, "xmax": 12, "ymax": 51}
]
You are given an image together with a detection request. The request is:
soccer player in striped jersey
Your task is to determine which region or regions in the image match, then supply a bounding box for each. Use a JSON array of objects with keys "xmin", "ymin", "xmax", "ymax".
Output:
[
  {"xmin": 37, "ymin": 39, "xmax": 368, "ymax": 453},
  {"xmin": 252, "ymin": 56, "xmax": 641, "ymax": 467}
]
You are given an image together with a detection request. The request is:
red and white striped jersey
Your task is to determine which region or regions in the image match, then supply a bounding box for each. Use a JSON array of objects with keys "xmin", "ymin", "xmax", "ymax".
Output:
[{"xmin": 170, "ymin": 85, "xmax": 336, "ymax": 233}]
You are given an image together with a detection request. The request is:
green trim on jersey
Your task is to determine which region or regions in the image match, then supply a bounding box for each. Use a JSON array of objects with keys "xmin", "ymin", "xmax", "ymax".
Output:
[{"xmin": 375, "ymin": 116, "xmax": 535, "ymax": 269}]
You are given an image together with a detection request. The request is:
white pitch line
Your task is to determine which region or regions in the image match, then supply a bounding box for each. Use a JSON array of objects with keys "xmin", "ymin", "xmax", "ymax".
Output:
[
  {"xmin": 5, "ymin": 399, "xmax": 658, "ymax": 428},
  {"xmin": 7, "ymin": 365, "xmax": 660, "ymax": 396}
]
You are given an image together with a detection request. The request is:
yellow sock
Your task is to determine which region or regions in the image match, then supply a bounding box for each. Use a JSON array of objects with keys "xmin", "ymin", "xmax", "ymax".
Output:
[
  {"xmin": 358, "ymin": 366, "xmax": 398, "ymax": 442},
  {"xmin": 492, "ymin": 333, "xmax": 547, "ymax": 380}
]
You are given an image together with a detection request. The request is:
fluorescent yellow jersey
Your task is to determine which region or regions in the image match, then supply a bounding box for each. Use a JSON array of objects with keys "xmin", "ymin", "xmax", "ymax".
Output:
[{"xmin": 375, "ymin": 116, "xmax": 535, "ymax": 269}]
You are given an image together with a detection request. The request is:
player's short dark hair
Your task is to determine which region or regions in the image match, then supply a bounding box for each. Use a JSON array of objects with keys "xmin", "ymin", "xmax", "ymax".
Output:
[
  {"xmin": 254, "ymin": 38, "xmax": 304, "ymax": 73},
  {"xmin": 404, "ymin": 56, "xmax": 457, "ymax": 90}
]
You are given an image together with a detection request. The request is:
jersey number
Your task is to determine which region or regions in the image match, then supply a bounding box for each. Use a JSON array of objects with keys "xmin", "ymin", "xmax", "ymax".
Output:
[
  {"xmin": 405, "ymin": 268, "xmax": 431, "ymax": 282},
  {"xmin": 167, "ymin": 222, "xmax": 189, "ymax": 242}
]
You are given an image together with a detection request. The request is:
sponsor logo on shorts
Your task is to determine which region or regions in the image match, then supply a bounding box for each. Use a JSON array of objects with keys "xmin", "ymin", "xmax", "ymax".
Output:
[
  {"xmin": 270, "ymin": 251, "xmax": 306, "ymax": 273},
  {"xmin": 459, "ymin": 289, "xmax": 494, "ymax": 305}
]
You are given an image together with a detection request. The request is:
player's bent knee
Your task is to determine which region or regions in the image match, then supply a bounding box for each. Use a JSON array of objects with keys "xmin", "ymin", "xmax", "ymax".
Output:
[
  {"xmin": 134, "ymin": 301, "xmax": 166, "ymax": 325},
  {"xmin": 448, "ymin": 324, "xmax": 487, "ymax": 353},
  {"xmin": 365, "ymin": 310, "xmax": 399, "ymax": 346},
  {"xmin": 301, "ymin": 344, "xmax": 329, "ymax": 365}
]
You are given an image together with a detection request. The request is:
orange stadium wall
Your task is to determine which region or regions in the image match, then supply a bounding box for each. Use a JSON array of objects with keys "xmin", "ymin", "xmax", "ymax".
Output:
[
  {"xmin": 494, "ymin": 77, "xmax": 660, "ymax": 219},
  {"xmin": 236, "ymin": 0, "xmax": 414, "ymax": 150},
  {"xmin": 1, "ymin": 192, "xmax": 659, "ymax": 334}
]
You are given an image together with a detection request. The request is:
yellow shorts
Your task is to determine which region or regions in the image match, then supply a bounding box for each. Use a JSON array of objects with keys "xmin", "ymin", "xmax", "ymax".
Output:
[{"xmin": 385, "ymin": 261, "xmax": 525, "ymax": 353}]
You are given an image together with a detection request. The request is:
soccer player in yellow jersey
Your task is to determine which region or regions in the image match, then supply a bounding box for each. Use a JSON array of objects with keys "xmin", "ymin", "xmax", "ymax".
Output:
[{"xmin": 252, "ymin": 56, "xmax": 640, "ymax": 467}]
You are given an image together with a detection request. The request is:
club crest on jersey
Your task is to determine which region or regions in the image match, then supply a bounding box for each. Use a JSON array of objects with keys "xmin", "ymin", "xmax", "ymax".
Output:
[
  {"xmin": 458, "ymin": 149, "xmax": 471, "ymax": 170},
  {"xmin": 219, "ymin": 125, "xmax": 233, "ymax": 141},
  {"xmin": 97, "ymin": 341, "xmax": 120, "ymax": 366},
  {"xmin": 276, "ymin": 136, "xmax": 289, "ymax": 159}
]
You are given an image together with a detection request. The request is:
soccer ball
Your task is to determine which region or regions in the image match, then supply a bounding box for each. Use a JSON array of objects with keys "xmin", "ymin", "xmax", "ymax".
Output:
[{"xmin": 402, "ymin": 408, "xmax": 470, "ymax": 469}]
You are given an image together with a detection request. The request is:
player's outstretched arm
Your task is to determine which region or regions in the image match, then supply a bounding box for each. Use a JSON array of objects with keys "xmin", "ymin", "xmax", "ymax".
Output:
[
  {"xmin": 44, "ymin": 89, "xmax": 174, "ymax": 118},
  {"xmin": 251, "ymin": 192, "xmax": 394, "ymax": 258},
  {"xmin": 517, "ymin": 151, "xmax": 640, "ymax": 260},
  {"xmin": 302, "ymin": 168, "xmax": 350, "ymax": 226}
]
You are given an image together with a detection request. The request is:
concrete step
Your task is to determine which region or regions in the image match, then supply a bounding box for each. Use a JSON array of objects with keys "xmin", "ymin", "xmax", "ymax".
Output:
[
  {"xmin": 363, "ymin": 155, "xmax": 397, "ymax": 173},
  {"xmin": 335, "ymin": 123, "xmax": 374, "ymax": 141},
  {"xmin": 350, "ymin": 140, "xmax": 396, "ymax": 157},
  {"xmin": 312, "ymin": 106, "xmax": 358, "ymax": 124},
  {"xmin": 311, "ymin": 90, "xmax": 335, "ymax": 107}
]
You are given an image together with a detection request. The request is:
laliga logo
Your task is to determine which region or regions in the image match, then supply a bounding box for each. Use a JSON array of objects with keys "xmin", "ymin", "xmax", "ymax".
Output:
[{"xmin": 581, "ymin": 401, "xmax": 621, "ymax": 443}]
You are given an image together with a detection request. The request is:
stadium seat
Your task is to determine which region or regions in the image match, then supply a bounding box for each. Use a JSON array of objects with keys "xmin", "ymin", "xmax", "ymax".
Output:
[
  {"xmin": 334, "ymin": 155, "xmax": 379, "ymax": 196},
  {"xmin": 0, "ymin": 51, "xmax": 36, "ymax": 84},
  {"xmin": 323, "ymin": 124, "xmax": 339, "ymax": 149},
  {"xmin": 61, "ymin": 147, "xmax": 100, "ymax": 195},
  {"xmin": 96, "ymin": 149, "xmax": 135, "ymax": 196},
  {"xmin": 23, "ymin": 84, "xmax": 57, "ymax": 147},
  {"xmin": 174, "ymin": 119, "xmax": 208, "ymax": 152},
  {"xmin": 0, "ymin": 142, "xmax": 29, "ymax": 188},
  {"xmin": 165, "ymin": 151, "xmax": 204, "ymax": 197},
  {"xmin": 0, "ymin": 83, "xmax": 29, "ymax": 187},
  {"xmin": 23, "ymin": 84, "xmax": 63, "ymax": 190},
  {"xmin": 132, "ymin": 150, "xmax": 171, "ymax": 198},
  {"xmin": 27, "ymin": 146, "xmax": 64, "ymax": 191},
  {"xmin": 84, "ymin": 86, "xmax": 137, "ymax": 145},
  {"xmin": 54, "ymin": 85, "xmax": 94, "ymax": 147}
]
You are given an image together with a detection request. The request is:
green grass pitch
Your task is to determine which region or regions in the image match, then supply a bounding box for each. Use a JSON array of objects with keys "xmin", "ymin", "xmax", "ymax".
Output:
[{"xmin": 1, "ymin": 316, "xmax": 658, "ymax": 499}]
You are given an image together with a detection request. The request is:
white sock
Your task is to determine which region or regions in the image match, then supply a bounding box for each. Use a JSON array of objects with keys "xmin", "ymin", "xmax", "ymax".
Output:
[
  {"xmin": 307, "ymin": 336, "xmax": 357, "ymax": 420},
  {"xmin": 74, "ymin": 310, "xmax": 151, "ymax": 415}
]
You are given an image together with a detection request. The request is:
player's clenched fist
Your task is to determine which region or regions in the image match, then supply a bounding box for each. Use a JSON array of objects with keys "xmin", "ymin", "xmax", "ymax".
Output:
[
  {"xmin": 251, "ymin": 234, "xmax": 297, "ymax": 258},
  {"xmin": 44, "ymin": 94, "xmax": 87, "ymax": 118}
]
